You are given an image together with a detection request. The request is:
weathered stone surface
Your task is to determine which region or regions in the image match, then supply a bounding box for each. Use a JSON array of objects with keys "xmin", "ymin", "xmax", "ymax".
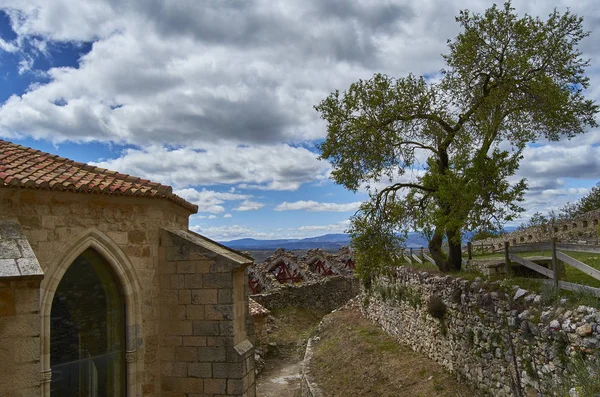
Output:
[
  {"xmin": 252, "ymin": 277, "xmax": 359, "ymax": 313},
  {"xmin": 362, "ymin": 266, "xmax": 600, "ymax": 397}
]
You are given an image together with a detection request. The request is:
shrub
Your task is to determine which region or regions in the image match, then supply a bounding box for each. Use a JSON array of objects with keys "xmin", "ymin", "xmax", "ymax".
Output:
[{"xmin": 427, "ymin": 295, "xmax": 447, "ymax": 320}]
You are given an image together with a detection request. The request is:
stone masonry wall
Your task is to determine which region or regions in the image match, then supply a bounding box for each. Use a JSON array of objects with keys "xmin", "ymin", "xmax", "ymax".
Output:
[
  {"xmin": 362, "ymin": 267, "xmax": 600, "ymax": 396},
  {"xmin": 159, "ymin": 229, "xmax": 255, "ymax": 397},
  {"xmin": 0, "ymin": 187, "xmax": 190, "ymax": 396},
  {"xmin": 0, "ymin": 279, "xmax": 41, "ymax": 396},
  {"xmin": 251, "ymin": 277, "xmax": 359, "ymax": 313}
]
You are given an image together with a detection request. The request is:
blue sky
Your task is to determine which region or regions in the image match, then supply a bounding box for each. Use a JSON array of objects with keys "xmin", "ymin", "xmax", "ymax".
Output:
[{"xmin": 0, "ymin": 1, "xmax": 598, "ymax": 241}]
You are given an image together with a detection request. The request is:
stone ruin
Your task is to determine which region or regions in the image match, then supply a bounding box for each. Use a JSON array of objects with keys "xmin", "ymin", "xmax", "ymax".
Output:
[
  {"xmin": 473, "ymin": 208, "xmax": 600, "ymax": 249},
  {"xmin": 247, "ymin": 247, "xmax": 355, "ymax": 293}
]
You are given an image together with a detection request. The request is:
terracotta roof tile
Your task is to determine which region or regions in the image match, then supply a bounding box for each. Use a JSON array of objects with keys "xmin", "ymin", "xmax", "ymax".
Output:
[{"xmin": 0, "ymin": 139, "xmax": 198, "ymax": 213}]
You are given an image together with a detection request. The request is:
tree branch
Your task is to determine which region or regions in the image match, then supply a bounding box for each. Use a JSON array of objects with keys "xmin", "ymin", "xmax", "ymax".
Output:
[{"xmin": 395, "ymin": 140, "xmax": 439, "ymax": 154}]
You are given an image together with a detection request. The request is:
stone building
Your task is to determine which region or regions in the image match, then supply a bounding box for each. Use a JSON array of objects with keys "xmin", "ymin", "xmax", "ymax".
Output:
[{"xmin": 0, "ymin": 140, "xmax": 256, "ymax": 396}]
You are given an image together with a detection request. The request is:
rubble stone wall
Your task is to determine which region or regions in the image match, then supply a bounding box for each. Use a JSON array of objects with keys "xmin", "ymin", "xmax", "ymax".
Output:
[
  {"xmin": 251, "ymin": 277, "xmax": 359, "ymax": 313},
  {"xmin": 473, "ymin": 209, "xmax": 600, "ymax": 250},
  {"xmin": 362, "ymin": 267, "xmax": 600, "ymax": 396}
]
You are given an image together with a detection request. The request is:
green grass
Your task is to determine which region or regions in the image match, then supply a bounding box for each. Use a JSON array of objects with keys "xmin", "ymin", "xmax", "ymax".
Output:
[
  {"xmin": 403, "ymin": 249, "xmax": 600, "ymax": 307},
  {"xmin": 468, "ymin": 250, "xmax": 600, "ymax": 288}
]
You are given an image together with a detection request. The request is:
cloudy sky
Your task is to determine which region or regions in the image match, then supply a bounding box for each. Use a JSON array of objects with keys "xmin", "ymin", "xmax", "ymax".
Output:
[{"xmin": 0, "ymin": 0, "xmax": 598, "ymax": 241}]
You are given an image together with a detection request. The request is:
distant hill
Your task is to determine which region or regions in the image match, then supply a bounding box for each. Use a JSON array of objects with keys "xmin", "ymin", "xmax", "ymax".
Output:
[
  {"xmin": 220, "ymin": 232, "xmax": 431, "ymax": 251},
  {"xmin": 220, "ymin": 228, "xmax": 520, "ymax": 251}
]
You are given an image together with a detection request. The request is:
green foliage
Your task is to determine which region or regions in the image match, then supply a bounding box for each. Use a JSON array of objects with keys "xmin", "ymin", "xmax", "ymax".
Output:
[
  {"xmin": 560, "ymin": 182, "xmax": 600, "ymax": 219},
  {"xmin": 471, "ymin": 228, "xmax": 501, "ymax": 241},
  {"xmin": 427, "ymin": 295, "xmax": 447, "ymax": 320},
  {"xmin": 316, "ymin": 2, "xmax": 598, "ymax": 275},
  {"xmin": 517, "ymin": 211, "xmax": 549, "ymax": 231}
]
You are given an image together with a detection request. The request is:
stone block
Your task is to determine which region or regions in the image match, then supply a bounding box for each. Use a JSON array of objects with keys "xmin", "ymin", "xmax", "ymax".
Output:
[
  {"xmin": 203, "ymin": 273, "xmax": 231, "ymax": 289},
  {"xmin": 206, "ymin": 336, "xmax": 227, "ymax": 347},
  {"xmin": 16, "ymin": 258, "xmax": 42, "ymax": 276},
  {"xmin": 210, "ymin": 258, "xmax": 235, "ymax": 273},
  {"xmin": 0, "ymin": 313, "xmax": 39, "ymax": 336},
  {"xmin": 205, "ymin": 304, "xmax": 233, "ymax": 321},
  {"xmin": 0, "ymin": 287, "xmax": 16, "ymax": 316},
  {"xmin": 227, "ymin": 378, "xmax": 245, "ymax": 395},
  {"xmin": 177, "ymin": 262, "xmax": 195, "ymax": 274},
  {"xmin": 188, "ymin": 362, "xmax": 212, "ymax": 378},
  {"xmin": 218, "ymin": 289, "xmax": 233, "ymax": 304},
  {"xmin": 178, "ymin": 290, "xmax": 191, "ymax": 304},
  {"xmin": 128, "ymin": 230, "xmax": 147, "ymax": 244},
  {"xmin": 14, "ymin": 286, "xmax": 39, "ymax": 313},
  {"xmin": 193, "ymin": 320, "xmax": 220, "ymax": 336},
  {"xmin": 0, "ymin": 240, "xmax": 20, "ymax": 259},
  {"xmin": 186, "ymin": 305, "xmax": 205, "ymax": 320},
  {"xmin": 212, "ymin": 363, "xmax": 243, "ymax": 379},
  {"xmin": 204, "ymin": 378, "xmax": 227, "ymax": 394},
  {"xmin": 161, "ymin": 335, "xmax": 182, "ymax": 347},
  {"xmin": 174, "ymin": 346, "xmax": 199, "ymax": 362},
  {"xmin": 13, "ymin": 337, "xmax": 39, "ymax": 363},
  {"xmin": 179, "ymin": 377, "xmax": 204, "ymax": 393},
  {"xmin": 170, "ymin": 275, "xmax": 185, "ymax": 290},
  {"xmin": 191, "ymin": 289, "xmax": 218, "ymax": 305},
  {"xmin": 219, "ymin": 321, "xmax": 234, "ymax": 337},
  {"xmin": 165, "ymin": 320, "xmax": 193, "ymax": 336},
  {"xmin": 184, "ymin": 274, "xmax": 203, "ymax": 289},
  {"xmin": 195, "ymin": 261, "xmax": 211, "ymax": 274},
  {"xmin": 198, "ymin": 346, "xmax": 226, "ymax": 362},
  {"xmin": 167, "ymin": 245, "xmax": 189, "ymax": 261},
  {"xmin": 183, "ymin": 336, "xmax": 207, "ymax": 346}
]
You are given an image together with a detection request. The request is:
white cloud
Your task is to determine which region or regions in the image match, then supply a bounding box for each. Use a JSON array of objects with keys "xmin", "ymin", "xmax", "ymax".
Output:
[
  {"xmin": 4, "ymin": 0, "xmax": 595, "ymax": 146},
  {"xmin": 91, "ymin": 144, "xmax": 328, "ymax": 191},
  {"xmin": 275, "ymin": 200, "xmax": 362, "ymax": 212},
  {"xmin": 190, "ymin": 224, "xmax": 273, "ymax": 241},
  {"xmin": 223, "ymin": 213, "xmax": 233, "ymax": 218},
  {"xmin": 234, "ymin": 200, "xmax": 264, "ymax": 212},
  {"xmin": 297, "ymin": 220, "xmax": 351, "ymax": 233},
  {"xmin": 175, "ymin": 188, "xmax": 250, "ymax": 214}
]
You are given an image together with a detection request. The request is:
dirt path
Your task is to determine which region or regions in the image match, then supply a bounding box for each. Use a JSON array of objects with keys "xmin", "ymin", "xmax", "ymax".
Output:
[
  {"xmin": 256, "ymin": 358, "xmax": 302, "ymax": 397},
  {"xmin": 254, "ymin": 307, "xmax": 327, "ymax": 397}
]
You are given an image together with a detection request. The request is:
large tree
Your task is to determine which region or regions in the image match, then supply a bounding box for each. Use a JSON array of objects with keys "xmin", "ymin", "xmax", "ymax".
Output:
[{"xmin": 316, "ymin": 2, "xmax": 598, "ymax": 274}]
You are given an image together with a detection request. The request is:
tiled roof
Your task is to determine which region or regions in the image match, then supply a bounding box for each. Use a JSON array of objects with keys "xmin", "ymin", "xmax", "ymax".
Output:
[
  {"xmin": 249, "ymin": 298, "xmax": 270, "ymax": 317},
  {"xmin": 0, "ymin": 139, "xmax": 198, "ymax": 213}
]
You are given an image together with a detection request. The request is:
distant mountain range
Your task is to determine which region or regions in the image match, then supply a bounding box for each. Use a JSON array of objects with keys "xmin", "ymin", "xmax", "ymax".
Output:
[
  {"xmin": 220, "ymin": 227, "xmax": 519, "ymax": 251},
  {"xmin": 220, "ymin": 232, "xmax": 431, "ymax": 251}
]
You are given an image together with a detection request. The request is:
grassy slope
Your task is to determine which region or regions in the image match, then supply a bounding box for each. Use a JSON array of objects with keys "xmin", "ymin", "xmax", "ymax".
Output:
[{"xmin": 310, "ymin": 305, "xmax": 480, "ymax": 397}]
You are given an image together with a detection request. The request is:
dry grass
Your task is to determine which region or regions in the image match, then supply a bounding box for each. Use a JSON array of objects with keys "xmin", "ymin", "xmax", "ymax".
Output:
[{"xmin": 310, "ymin": 305, "xmax": 482, "ymax": 397}]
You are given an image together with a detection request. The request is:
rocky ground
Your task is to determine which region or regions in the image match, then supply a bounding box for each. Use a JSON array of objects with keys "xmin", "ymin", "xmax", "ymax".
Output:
[{"xmin": 255, "ymin": 306, "xmax": 328, "ymax": 396}]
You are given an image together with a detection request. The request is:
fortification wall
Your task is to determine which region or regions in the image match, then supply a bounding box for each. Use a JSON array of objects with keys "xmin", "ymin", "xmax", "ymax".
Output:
[
  {"xmin": 473, "ymin": 209, "xmax": 600, "ymax": 250},
  {"xmin": 362, "ymin": 267, "xmax": 600, "ymax": 396},
  {"xmin": 251, "ymin": 277, "xmax": 359, "ymax": 313}
]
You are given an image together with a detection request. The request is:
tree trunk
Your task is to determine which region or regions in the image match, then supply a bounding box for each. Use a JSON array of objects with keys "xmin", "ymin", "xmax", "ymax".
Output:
[
  {"xmin": 446, "ymin": 229, "xmax": 462, "ymax": 271},
  {"xmin": 428, "ymin": 229, "xmax": 449, "ymax": 272}
]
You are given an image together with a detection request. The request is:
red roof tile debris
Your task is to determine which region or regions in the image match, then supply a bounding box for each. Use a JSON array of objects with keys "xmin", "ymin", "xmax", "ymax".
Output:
[
  {"xmin": 249, "ymin": 298, "xmax": 270, "ymax": 317},
  {"xmin": 0, "ymin": 139, "xmax": 198, "ymax": 213}
]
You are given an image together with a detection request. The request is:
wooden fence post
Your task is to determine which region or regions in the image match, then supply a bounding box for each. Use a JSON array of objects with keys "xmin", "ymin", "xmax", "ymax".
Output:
[
  {"xmin": 420, "ymin": 247, "xmax": 424, "ymax": 263},
  {"xmin": 551, "ymin": 237, "xmax": 559, "ymax": 290},
  {"xmin": 410, "ymin": 248, "xmax": 413, "ymax": 260},
  {"xmin": 504, "ymin": 241, "xmax": 511, "ymax": 274},
  {"xmin": 467, "ymin": 242, "xmax": 472, "ymax": 260}
]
